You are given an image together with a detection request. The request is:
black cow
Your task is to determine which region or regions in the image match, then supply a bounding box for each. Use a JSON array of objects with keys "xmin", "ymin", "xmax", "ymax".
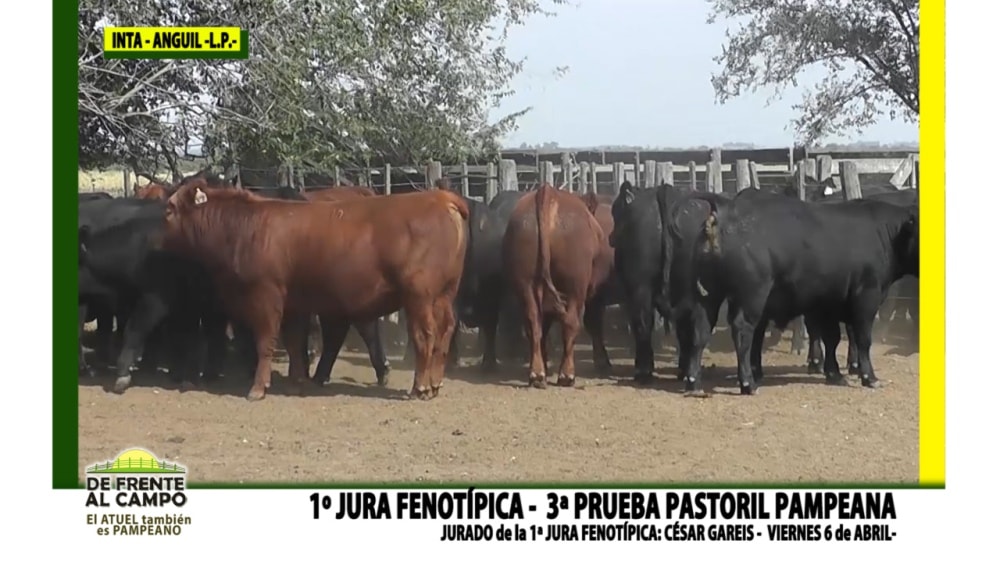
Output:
[
  {"xmin": 78, "ymin": 197, "xmax": 166, "ymax": 368},
  {"xmin": 802, "ymin": 189, "xmax": 920, "ymax": 374},
  {"xmin": 665, "ymin": 188, "xmax": 918, "ymax": 395},
  {"xmin": 78, "ymin": 199, "xmax": 229, "ymax": 393},
  {"xmin": 609, "ymin": 181, "xmax": 686, "ymax": 382},
  {"xmin": 78, "ymin": 191, "xmax": 114, "ymax": 202}
]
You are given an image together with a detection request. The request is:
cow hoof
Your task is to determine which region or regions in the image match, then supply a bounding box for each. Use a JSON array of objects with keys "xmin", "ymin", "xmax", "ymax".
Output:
[
  {"xmin": 807, "ymin": 362, "xmax": 822, "ymax": 375},
  {"xmin": 633, "ymin": 372, "xmax": 654, "ymax": 385},
  {"xmin": 246, "ymin": 387, "xmax": 267, "ymax": 401},
  {"xmin": 430, "ymin": 385, "xmax": 441, "ymax": 398},
  {"xmin": 375, "ymin": 374, "xmax": 390, "ymax": 387},
  {"xmin": 556, "ymin": 374, "xmax": 575, "ymax": 387},
  {"xmin": 410, "ymin": 385, "xmax": 433, "ymax": 400},
  {"xmin": 848, "ymin": 363, "xmax": 861, "ymax": 375},
  {"xmin": 528, "ymin": 372, "xmax": 547, "ymax": 389},
  {"xmin": 179, "ymin": 380, "xmax": 199, "ymax": 392},
  {"xmin": 862, "ymin": 378, "xmax": 882, "ymax": 390},
  {"xmin": 740, "ymin": 384, "xmax": 757, "ymax": 396},
  {"xmin": 480, "ymin": 360, "xmax": 498, "ymax": 374},
  {"xmin": 112, "ymin": 375, "xmax": 132, "ymax": 394},
  {"xmin": 312, "ymin": 376, "xmax": 329, "ymax": 387},
  {"xmin": 825, "ymin": 374, "xmax": 848, "ymax": 386},
  {"xmin": 594, "ymin": 361, "xmax": 613, "ymax": 375},
  {"xmin": 684, "ymin": 389, "xmax": 709, "ymax": 399}
]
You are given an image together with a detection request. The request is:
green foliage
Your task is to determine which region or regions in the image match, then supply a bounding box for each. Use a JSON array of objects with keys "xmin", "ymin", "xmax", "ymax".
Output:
[
  {"xmin": 78, "ymin": 0, "xmax": 567, "ymax": 177},
  {"xmin": 707, "ymin": 0, "xmax": 918, "ymax": 144}
]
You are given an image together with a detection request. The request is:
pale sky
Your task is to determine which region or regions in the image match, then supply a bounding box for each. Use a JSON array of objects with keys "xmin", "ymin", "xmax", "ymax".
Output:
[{"xmin": 489, "ymin": 0, "xmax": 918, "ymax": 148}]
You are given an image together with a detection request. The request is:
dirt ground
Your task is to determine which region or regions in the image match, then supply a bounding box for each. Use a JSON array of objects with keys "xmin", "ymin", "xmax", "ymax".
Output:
[{"xmin": 77, "ymin": 316, "xmax": 919, "ymax": 485}]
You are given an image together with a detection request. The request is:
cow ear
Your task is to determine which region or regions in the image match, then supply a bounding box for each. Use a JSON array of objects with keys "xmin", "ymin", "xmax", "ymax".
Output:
[
  {"xmin": 194, "ymin": 187, "xmax": 208, "ymax": 206},
  {"xmin": 618, "ymin": 181, "xmax": 634, "ymax": 205}
]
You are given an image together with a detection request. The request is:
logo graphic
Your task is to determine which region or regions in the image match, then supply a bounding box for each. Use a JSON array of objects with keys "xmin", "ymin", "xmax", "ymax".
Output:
[
  {"xmin": 87, "ymin": 448, "xmax": 186, "ymax": 474},
  {"xmin": 85, "ymin": 448, "xmax": 192, "ymax": 537}
]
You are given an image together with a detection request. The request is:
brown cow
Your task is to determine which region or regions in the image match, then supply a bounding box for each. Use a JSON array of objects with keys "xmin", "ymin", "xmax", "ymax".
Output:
[
  {"xmin": 162, "ymin": 179, "xmax": 469, "ymax": 401},
  {"xmin": 502, "ymin": 184, "xmax": 614, "ymax": 388},
  {"xmin": 303, "ymin": 185, "xmax": 379, "ymax": 201}
]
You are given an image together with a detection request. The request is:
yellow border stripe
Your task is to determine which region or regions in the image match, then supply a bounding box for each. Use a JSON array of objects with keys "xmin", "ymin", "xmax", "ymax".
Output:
[{"xmin": 919, "ymin": 0, "xmax": 946, "ymax": 487}]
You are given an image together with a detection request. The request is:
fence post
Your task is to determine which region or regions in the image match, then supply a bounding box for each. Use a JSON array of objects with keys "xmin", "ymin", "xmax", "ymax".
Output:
[
  {"xmin": 656, "ymin": 162, "xmax": 673, "ymax": 186},
  {"xmin": 426, "ymin": 161, "xmax": 443, "ymax": 188},
  {"xmin": 121, "ymin": 169, "xmax": 130, "ymax": 196},
  {"xmin": 817, "ymin": 155, "xmax": 833, "ymax": 184},
  {"xmin": 460, "ymin": 162, "xmax": 470, "ymax": 197},
  {"xmin": 643, "ymin": 159, "xmax": 657, "ymax": 187},
  {"xmin": 561, "ymin": 152, "xmax": 573, "ymax": 189},
  {"xmin": 577, "ymin": 162, "xmax": 589, "ymax": 193},
  {"xmin": 687, "ymin": 161, "xmax": 697, "ymax": 190},
  {"xmin": 749, "ymin": 161, "xmax": 761, "ymax": 189},
  {"xmin": 794, "ymin": 160, "xmax": 807, "ymax": 200},
  {"xmin": 710, "ymin": 147, "xmax": 723, "ymax": 193},
  {"xmin": 588, "ymin": 162, "xmax": 598, "ymax": 194},
  {"xmin": 486, "ymin": 162, "xmax": 498, "ymax": 202},
  {"xmin": 499, "ymin": 159, "xmax": 518, "ymax": 192},
  {"xmin": 612, "ymin": 162, "xmax": 626, "ymax": 192},
  {"xmin": 839, "ymin": 161, "xmax": 862, "ymax": 200},
  {"xmin": 802, "ymin": 157, "xmax": 817, "ymax": 181},
  {"xmin": 735, "ymin": 159, "xmax": 750, "ymax": 191},
  {"xmin": 383, "ymin": 164, "xmax": 392, "ymax": 195},
  {"xmin": 632, "ymin": 151, "xmax": 642, "ymax": 186},
  {"xmin": 540, "ymin": 161, "xmax": 555, "ymax": 186},
  {"xmin": 909, "ymin": 153, "xmax": 919, "ymax": 190}
]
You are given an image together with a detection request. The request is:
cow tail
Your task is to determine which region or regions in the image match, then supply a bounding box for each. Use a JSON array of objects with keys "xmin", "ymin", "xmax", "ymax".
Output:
[{"xmin": 535, "ymin": 183, "xmax": 566, "ymax": 316}]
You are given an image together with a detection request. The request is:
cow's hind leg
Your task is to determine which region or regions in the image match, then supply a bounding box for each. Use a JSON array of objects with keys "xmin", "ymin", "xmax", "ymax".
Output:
[
  {"xmin": 583, "ymin": 297, "xmax": 613, "ymax": 375},
  {"xmin": 540, "ymin": 315, "xmax": 555, "ymax": 378},
  {"xmin": 404, "ymin": 300, "xmax": 437, "ymax": 399},
  {"xmin": 851, "ymin": 300, "xmax": 882, "ymax": 389},
  {"xmin": 519, "ymin": 285, "xmax": 546, "ymax": 389},
  {"xmin": 281, "ymin": 313, "xmax": 312, "ymax": 396},
  {"xmin": 820, "ymin": 317, "xmax": 847, "ymax": 386},
  {"xmin": 112, "ymin": 294, "xmax": 169, "ymax": 394},
  {"xmin": 804, "ymin": 315, "xmax": 824, "ymax": 374},
  {"xmin": 242, "ymin": 290, "xmax": 283, "ymax": 401},
  {"xmin": 750, "ymin": 319, "xmax": 768, "ymax": 383},
  {"xmin": 626, "ymin": 288, "xmax": 656, "ymax": 384},
  {"xmin": 729, "ymin": 295, "xmax": 765, "ymax": 396},
  {"xmin": 845, "ymin": 324, "xmax": 861, "ymax": 375},
  {"xmin": 556, "ymin": 301, "xmax": 583, "ymax": 387},
  {"xmin": 430, "ymin": 297, "xmax": 458, "ymax": 397},
  {"xmin": 355, "ymin": 319, "xmax": 391, "ymax": 386},
  {"xmin": 311, "ymin": 315, "xmax": 351, "ymax": 386}
]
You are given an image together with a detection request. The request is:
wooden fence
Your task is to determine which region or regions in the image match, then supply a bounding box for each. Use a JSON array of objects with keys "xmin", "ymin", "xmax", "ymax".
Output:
[{"xmin": 104, "ymin": 145, "xmax": 919, "ymax": 203}]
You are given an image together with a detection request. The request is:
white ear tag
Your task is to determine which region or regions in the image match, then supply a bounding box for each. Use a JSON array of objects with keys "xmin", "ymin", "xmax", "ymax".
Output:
[{"xmin": 194, "ymin": 188, "xmax": 208, "ymax": 205}]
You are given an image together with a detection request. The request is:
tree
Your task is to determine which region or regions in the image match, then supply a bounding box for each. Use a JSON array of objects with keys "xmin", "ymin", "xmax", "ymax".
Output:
[
  {"xmin": 707, "ymin": 0, "xmax": 918, "ymax": 144},
  {"xmin": 78, "ymin": 0, "xmax": 567, "ymax": 179}
]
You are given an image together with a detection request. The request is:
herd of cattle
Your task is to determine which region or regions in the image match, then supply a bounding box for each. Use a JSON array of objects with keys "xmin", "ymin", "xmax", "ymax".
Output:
[{"xmin": 77, "ymin": 167, "xmax": 919, "ymax": 402}]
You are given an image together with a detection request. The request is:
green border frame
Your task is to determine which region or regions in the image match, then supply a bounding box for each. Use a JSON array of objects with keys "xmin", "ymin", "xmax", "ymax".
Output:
[
  {"xmin": 56, "ymin": 3, "xmax": 944, "ymax": 491},
  {"xmin": 54, "ymin": 2, "xmax": 79, "ymax": 490}
]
